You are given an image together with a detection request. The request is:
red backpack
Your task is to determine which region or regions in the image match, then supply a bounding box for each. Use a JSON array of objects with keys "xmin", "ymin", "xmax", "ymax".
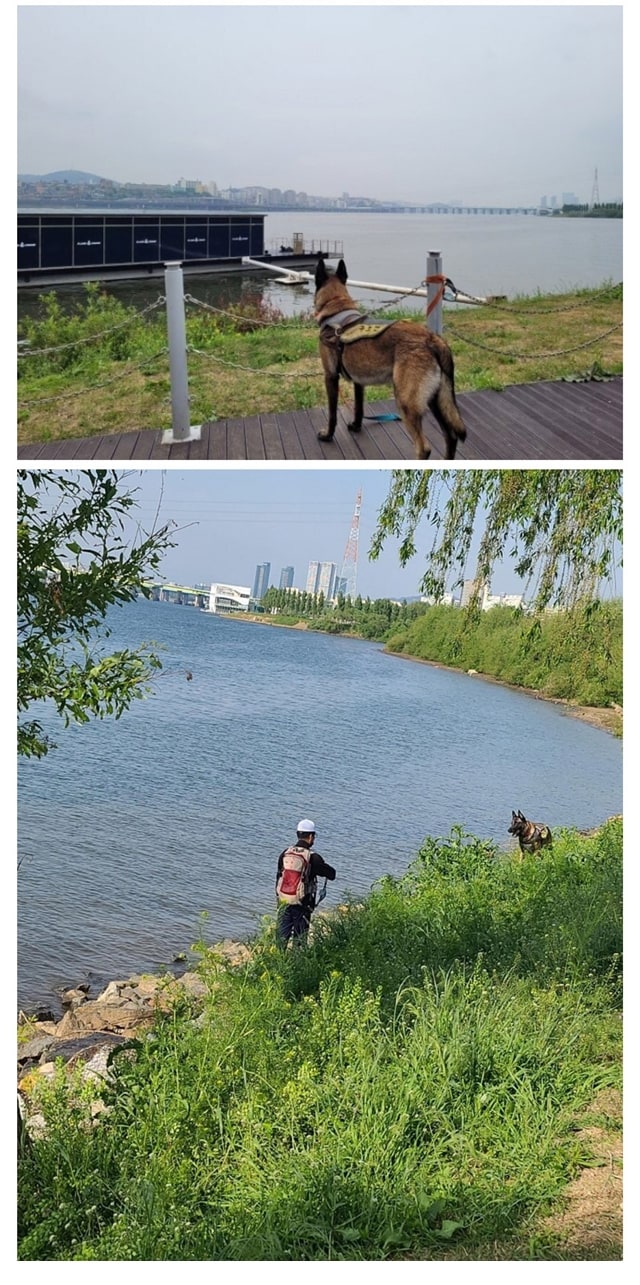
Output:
[{"xmin": 276, "ymin": 845, "xmax": 311, "ymax": 904}]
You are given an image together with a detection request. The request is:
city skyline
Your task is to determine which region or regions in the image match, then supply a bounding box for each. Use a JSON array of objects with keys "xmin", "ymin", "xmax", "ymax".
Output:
[
  {"xmin": 116, "ymin": 470, "xmax": 591, "ymax": 603},
  {"xmin": 17, "ymin": 171, "xmax": 617, "ymax": 215},
  {"xmin": 17, "ymin": 6, "xmax": 622, "ymax": 209}
]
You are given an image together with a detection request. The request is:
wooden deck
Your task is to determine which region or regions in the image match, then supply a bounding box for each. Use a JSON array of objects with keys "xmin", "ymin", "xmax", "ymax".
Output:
[{"xmin": 18, "ymin": 376, "xmax": 622, "ymax": 462}]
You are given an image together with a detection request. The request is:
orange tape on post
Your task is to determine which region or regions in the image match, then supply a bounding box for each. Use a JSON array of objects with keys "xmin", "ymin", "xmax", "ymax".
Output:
[{"xmin": 425, "ymin": 274, "xmax": 446, "ymax": 317}]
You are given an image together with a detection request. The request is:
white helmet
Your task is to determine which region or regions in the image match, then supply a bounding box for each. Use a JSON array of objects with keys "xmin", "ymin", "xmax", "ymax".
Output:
[{"xmin": 297, "ymin": 818, "xmax": 316, "ymax": 834}]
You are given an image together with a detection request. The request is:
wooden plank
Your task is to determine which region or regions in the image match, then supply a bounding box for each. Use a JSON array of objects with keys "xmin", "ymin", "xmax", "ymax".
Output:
[
  {"xmin": 456, "ymin": 390, "xmax": 548, "ymax": 459},
  {"xmin": 496, "ymin": 386, "xmax": 595, "ymax": 457},
  {"xmin": 201, "ymin": 419, "xmax": 228, "ymax": 460},
  {"xmin": 290, "ymin": 409, "xmax": 327, "ymax": 461},
  {"xmin": 243, "ymin": 415, "xmax": 267, "ymax": 460},
  {"xmin": 26, "ymin": 435, "xmax": 100, "ymax": 460},
  {"xmin": 537, "ymin": 381, "xmax": 623, "ymax": 452},
  {"xmin": 499, "ymin": 383, "xmax": 621, "ymax": 458},
  {"xmin": 226, "ymin": 416, "xmax": 248, "ymax": 460},
  {"xmin": 16, "ymin": 378, "xmax": 623, "ymax": 462},
  {"xmin": 259, "ymin": 414, "xmax": 286, "ymax": 460},
  {"xmin": 186, "ymin": 421, "xmax": 217, "ymax": 461}
]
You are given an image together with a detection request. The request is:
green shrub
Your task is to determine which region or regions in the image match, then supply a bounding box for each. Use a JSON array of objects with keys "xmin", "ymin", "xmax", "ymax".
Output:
[{"xmin": 18, "ymin": 822, "xmax": 622, "ymax": 1261}]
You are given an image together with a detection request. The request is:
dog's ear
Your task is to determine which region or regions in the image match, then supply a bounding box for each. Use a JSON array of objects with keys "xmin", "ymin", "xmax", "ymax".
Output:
[
  {"xmin": 315, "ymin": 257, "xmax": 328, "ymax": 288},
  {"xmin": 335, "ymin": 259, "xmax": 348, "ymax": 284}
]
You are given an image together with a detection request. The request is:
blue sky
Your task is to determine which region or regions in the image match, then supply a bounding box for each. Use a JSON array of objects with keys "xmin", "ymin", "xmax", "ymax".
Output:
[
  {"xmin": 120, "ymin": 466, "xmax": 603, "ymax": 601},
  {"xmin": 17, "ymin": 3, "xmax": 623, "ymax": 207}
]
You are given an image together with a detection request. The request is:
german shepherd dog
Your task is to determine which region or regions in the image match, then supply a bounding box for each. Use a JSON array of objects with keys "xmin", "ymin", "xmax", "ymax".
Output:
[
  {"xmin": 508, "ymin": 809, "xmax": 553, "ymax": 856},
  {"xmin": 314, "ymin": 258, "xmax": 466, "ymax": 459}
]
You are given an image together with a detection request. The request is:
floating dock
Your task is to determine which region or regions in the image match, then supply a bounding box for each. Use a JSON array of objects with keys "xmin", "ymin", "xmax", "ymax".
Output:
[{"xmin": 17, "ymin": 208, "xmax": 341, "ymax": 286}]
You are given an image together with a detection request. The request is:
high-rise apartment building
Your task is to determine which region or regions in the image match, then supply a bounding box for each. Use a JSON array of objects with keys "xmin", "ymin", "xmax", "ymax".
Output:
[
  {"xmin": 307, "ymin": 561, "xmax": 337, "ymax": 598},
  {"xmin": 252, "ymin": 562, "xmax": 271, "ymax": 602},
  {"xmin": 306, "ymin": 562, "xmax": 320, "ymax": 594},
  {"xmin": 317, "ymin": 562, "xmax": 337, "ymax": 600},
  {"xmin": 279, "ymin": 566, "xmax": 294, "ymax": 589}
]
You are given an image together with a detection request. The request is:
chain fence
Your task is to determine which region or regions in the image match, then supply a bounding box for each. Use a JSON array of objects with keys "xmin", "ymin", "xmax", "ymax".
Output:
[{"xmin": 17, "ymin": 265, "xmax": 622, "ymax": 425}]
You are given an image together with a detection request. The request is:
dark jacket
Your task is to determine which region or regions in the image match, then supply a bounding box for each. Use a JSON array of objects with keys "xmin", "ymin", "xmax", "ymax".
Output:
[{"xmin": 276, "ymin": 838, "xmax": 336, "ymax": 909}]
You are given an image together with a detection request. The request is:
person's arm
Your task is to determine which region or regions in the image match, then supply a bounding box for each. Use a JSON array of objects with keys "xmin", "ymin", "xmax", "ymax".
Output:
[{"xmin": 311, "ymin": 852, "xmax": 336, "ymax": 881}]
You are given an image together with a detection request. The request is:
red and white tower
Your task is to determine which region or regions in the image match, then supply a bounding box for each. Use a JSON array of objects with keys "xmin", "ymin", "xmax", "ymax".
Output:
[{"xmin": 339, "ymin": 489, "xmax": 362, "ymax": 600}]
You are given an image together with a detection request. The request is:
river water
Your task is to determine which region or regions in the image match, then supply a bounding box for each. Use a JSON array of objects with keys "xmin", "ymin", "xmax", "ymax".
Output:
[
  {"xmin": 17, "ymin": 211, "xmax": 622, "ymax": 321},
  {"xmin": 17, "ymin": 599, "xmax": 622, "ymax": 1012}
]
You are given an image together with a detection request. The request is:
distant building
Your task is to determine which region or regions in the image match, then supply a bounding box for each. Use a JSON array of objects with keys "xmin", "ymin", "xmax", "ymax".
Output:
[
  {"xmin": 317, "ymin": 562, "xmax": 337, "ymax": 600},
  {"xmin": 482, "ymin": 591, "xmax": 525, "ymax": 611},
  {"xmin": 306, "ymin": 561, "xmax": 320, "ymax": 594},
  {"xmin": 460, "ymin": 579, "xmax": 485, "ymax": 608},
  {"xmin": 206, "ymin": 583, "xmax": 251, "ymax": 613},
  {"xmin": 420, "ymin": 593, "xmax": 455, "ymax": 607},
  {"xmin": 279, "ymin": 566, "xmax": 295, "ymax": 589},
  {"xmin": 460, "ymin": 581, "xmax": 525, "ymax": 610},
  {"xmin": 252, "ymin": 562, "xmax": 271, "ymax": 602},
  {"xmin": 306, "ymin": 561, "xmax": 337, "ymax": 598}
]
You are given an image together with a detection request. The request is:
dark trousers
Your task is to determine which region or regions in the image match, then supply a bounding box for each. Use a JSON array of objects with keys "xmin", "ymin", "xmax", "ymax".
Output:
[{"xmin": 276, "ymin": 902, "xmax": 311, "ymax": 947}]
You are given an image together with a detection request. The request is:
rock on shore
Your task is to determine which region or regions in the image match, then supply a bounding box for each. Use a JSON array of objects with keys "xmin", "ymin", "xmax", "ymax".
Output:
[{"xmin": 17, "ymin": 941, "xmax": 251, "ymax": 1137}]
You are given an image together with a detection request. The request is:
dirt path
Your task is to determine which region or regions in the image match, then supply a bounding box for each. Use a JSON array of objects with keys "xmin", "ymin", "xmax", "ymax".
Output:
[{"xmin": 540, "ymin": 1088, "xmax": 623, "ymax": 1259}]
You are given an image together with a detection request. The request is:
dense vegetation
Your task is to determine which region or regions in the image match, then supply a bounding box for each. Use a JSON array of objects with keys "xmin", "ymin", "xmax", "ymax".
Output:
[
  {"xmin": 257, "ymin": 594, "xmax": 622, "ymax": 710},
  {"xmin": 561, "ymin": 203, "xmax": 623, "ymax": 218},
  {"xmin": 17, "ymin": 281, "xmax": 622, "ymax": 443},
  {"xmin": 18, "ymin": 820, "xmax": 622, "ymax": 1261},
  {"xmin": 384, "ymin": 600, "xmax": 622, "ymax": 708}
]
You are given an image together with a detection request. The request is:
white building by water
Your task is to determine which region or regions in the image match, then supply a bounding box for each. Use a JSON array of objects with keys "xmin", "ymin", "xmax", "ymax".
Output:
[{"xmin": 206, "ymin": 583, "xmax": 251, "ymax": 613}]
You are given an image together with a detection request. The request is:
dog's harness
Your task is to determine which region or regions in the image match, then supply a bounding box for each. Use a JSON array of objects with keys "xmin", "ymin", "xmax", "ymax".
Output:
[
  {"xmin": 521, "ymin": 822, "xmax": 552, "ymax": 853},
  {"xmin": 319, "ymin": 310, "xmax": 396, "ymax": 381}
]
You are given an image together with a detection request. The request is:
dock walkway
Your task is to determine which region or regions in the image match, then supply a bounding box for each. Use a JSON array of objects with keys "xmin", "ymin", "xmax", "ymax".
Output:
[{"xmin": 18, "ymin": 376, "xmax": 622, "ymax": 462}]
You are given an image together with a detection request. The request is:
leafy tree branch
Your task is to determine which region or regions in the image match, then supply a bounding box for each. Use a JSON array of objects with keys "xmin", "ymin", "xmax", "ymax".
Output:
[
  {"xmin": 369, "ymin": 469, "xmax": 622, "ymax": 612},
  {"xmin": 18, "ymin": 470, "xmax": 176, "ymax": 758}
]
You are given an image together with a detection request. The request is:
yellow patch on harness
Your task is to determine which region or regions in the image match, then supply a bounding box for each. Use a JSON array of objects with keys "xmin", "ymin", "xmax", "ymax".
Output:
[{"xmin": 339, "ymin": 320, "xmax": 395, "ymax": 344}]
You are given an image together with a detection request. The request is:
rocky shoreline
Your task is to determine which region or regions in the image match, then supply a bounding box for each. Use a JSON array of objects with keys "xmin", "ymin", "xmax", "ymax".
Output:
[{"xmin": 17, "ymin": 940, "xmax": 251, "ymax": 1134}]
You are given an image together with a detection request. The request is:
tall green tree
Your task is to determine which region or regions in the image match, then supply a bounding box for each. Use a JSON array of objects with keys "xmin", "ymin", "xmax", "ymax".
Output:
[
  {"xmin": 18, "ymin": 470, "xmax": 176, "ymax": 758},
  {"xmin": 370, "ymin": 469, "xmax": 622, "ymax": 612}
]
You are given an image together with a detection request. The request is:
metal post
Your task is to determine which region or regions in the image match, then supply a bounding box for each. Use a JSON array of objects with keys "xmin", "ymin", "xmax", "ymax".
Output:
[
  {"xmin": 162, "ymin": 262, "xmax": 201, "ymax": 444},
  {"xmin": 426, "ymin": 250, "xmax": 443, "ymax": 335}
]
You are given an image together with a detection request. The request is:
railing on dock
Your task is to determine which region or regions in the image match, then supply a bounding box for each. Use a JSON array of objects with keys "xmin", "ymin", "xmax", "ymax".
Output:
[{"xmin": 266, "ymin": 236, "xmax": 344, "ymax": 257}]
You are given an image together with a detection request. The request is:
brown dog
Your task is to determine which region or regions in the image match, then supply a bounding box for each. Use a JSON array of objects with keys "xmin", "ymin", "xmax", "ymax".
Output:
[
  {"xmin": 508, "ymin": 809, "xmax": 553, "ymax": 857},
  {"xmin": 314, "ymin": 258, "xmax": 466, "ymax": 459}
]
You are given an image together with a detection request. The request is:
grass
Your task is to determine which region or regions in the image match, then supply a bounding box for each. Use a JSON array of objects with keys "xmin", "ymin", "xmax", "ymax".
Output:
[
  {"xmin": 17, "ymin": 281, "xmax": 623, "ymax": 443},
  {"xmin": 18, "ymin": 819, "xmax": 622, "ymax": 1261}
]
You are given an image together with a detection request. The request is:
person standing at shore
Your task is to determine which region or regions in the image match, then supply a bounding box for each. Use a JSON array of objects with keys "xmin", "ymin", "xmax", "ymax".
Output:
[{"xmin": 275, "ymin": 820, "xmax": 336, "ymax": 947}]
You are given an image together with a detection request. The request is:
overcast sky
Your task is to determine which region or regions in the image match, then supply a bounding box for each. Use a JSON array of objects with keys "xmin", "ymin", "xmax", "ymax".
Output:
[
  {"xmin": 111, "ymin": 467, "xmax": 598, "ymax": 602},
  {"xmin": 17, "ymin": 3, "xmax": 623, "ymax": 206}
]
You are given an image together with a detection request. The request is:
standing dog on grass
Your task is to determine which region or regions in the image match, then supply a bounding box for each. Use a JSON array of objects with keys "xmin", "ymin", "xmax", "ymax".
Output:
[
  {"xmin": 508, "ymin": 809, "xmax": 553, "ymax": 857},
  {"xmin": 314, "ymin": 257, "xmax": 467, "ymax": 459}
]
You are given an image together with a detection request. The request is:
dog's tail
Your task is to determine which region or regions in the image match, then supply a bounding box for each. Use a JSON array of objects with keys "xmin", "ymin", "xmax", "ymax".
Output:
[{"xmin": 426, "ymin": 334, "xmax": 467, "ymax": 454}]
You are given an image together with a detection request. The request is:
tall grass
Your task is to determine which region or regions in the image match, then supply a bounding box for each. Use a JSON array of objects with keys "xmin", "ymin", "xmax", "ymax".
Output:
[
  {"xmin": 18, "ymin": 820, "xmax": 622, "ymax": 1261},
  {"xmin": 385, "ymin": 601, "xmax": 623, "ymax": 708}
]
